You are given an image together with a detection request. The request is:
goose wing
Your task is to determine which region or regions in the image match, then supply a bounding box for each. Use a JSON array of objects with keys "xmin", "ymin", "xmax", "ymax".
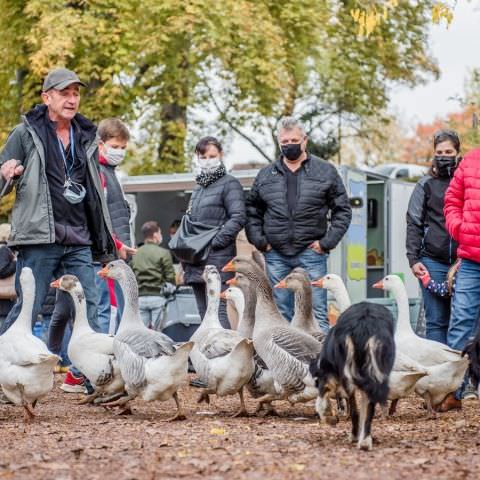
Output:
[
  {"xmin": 113, "ymin": 339, "xmax": 147, "ymax": 389},
  {"xmin": 199, "ymin": 329, "xmax": 241, "ymax": 359},
  {"xmin": 0, "ymin": 336, "xmax": 58, "ymax": 367},
  {"xmin": 116, "ymin": 328, "xmax": 175, "ymax": 358},
  {"xmin": 257, "ymin": 334, "xmax": 308, "ymax": 392},
  {"xmin": 270, "ymin": 327, "xmax": 323, "ymax": 363}
]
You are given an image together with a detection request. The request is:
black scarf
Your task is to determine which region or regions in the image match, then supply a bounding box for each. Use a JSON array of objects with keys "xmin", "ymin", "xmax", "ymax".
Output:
[{"xmin": 195, "ymin": 163, "xmax": 226, "ymax": 187}]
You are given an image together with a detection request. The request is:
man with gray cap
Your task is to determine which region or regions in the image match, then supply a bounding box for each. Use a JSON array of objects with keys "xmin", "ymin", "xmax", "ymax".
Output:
[{"xmin": 0, "ymin": 68, "xmax": 116, "ymax": 390}]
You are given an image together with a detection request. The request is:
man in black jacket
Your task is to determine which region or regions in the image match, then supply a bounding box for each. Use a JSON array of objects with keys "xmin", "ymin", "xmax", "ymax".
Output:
[{"xmin": 246, "ymin": 117, "xmax": 352, "ymax": 331}]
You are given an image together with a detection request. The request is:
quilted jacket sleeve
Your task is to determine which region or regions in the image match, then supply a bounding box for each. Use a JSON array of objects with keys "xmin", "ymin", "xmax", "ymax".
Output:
[
  {"xmin": 319, "ymin": 169, "xmax": 352, "ymax": 251},
  {"xmin": 444, "ymin": 161, "xmax": 465, "ymax": 241},
  {"xmin": 406, "ymin": 179, "xmax": 427, "ymax": 267},
  {"xmin": 211, "ymin": 177, "xmax": 246, "ymax": 250},
  {"xmin": 245, "ymin": 173, "xmax": 269, "ymax": 251}
]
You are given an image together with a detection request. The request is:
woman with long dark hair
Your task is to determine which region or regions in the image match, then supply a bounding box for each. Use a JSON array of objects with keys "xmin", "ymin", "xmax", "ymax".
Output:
[
  {"xmin": 181, "ymin": 136, "xmax": 245, "ymax": 328},
  {"xmin": 406, "ymin": 129, "xmax": 461, "ymax": 344}
]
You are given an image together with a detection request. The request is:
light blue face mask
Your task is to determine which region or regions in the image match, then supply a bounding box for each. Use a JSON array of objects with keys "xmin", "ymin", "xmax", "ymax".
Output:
[{"xmin": 63, "ymin": 179, "xmax": 86, "ymax": 204}]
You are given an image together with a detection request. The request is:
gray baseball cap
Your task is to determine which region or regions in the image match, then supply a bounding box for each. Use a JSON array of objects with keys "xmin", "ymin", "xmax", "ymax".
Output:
[{"xmin": 42, "ymin": 68, "xmax": 86, "ymax": 91}]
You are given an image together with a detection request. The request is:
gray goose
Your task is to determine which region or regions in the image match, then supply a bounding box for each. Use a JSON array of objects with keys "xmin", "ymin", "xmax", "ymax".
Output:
[
  {"xmin": 225, "ymin": 273, "xmax": 280, "ymax": 415},
  {"xmin": 223, "ymin": 256, "xmax": 323, "ymax": 409},
  {"xmin": 98, "ymin": 260, "xmax": 191, "ymax": 419},
  {"xmin": 275, "ymin": 267, "xmax": 326, "ymax": 344}
]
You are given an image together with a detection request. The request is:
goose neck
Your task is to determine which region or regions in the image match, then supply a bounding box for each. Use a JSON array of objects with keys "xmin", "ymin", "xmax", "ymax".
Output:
[
  {"xmin": 202, "ymin": 278, "xmax": 221, "ymax": 329},
  {"xmin": 116, "ymin": 274, "xmax": 142, "ymax": 331},
  {"xmin": 11, "ymin": 281, "xmax": 35, "ymax": 333},
  {"xmin": 69, "ymin": 290, "xmax": 93, "ymax": 336},
  {"xmin": 237, "ymin": 290, "xmax": 256, "ymax": 338},
  {"xmin": 333, "ymin": 285, "xmax": 351, "ymax": 313},
  {"xmin": 292, "ymin": 288, "xmax": 314, "ymax": 329},
  {"xmin": 392, "ymin": 285, "xmax": 413, "ymax": 335}
]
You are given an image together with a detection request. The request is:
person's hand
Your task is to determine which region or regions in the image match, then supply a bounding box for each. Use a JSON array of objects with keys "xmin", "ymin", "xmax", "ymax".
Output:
[
  {"xmin": 264, "ymin": 244, "xmax": 272, "ymax": 252},
  {"xmin": 119, "ymin": 244, "xmax": 137, "ymax": 260},
  {"xmin": 1, "ymin": 160, "xmax": 23, "ymax": 181},
  {"xmin": 412, "ymin": 262, "xmax": 427, "ymax": 279},
  {"xmin": 309, "ymin": 240, "xmax": 324, "ymax": 254}
]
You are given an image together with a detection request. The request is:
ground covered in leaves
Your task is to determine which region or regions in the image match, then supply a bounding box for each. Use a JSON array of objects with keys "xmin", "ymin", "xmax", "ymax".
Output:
[{"xmin": 1, "ymin": 375, "xmax": 480, "ymax": 480}]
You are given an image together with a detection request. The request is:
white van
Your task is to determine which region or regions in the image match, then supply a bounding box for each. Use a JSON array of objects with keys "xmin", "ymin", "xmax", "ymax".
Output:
[{"xmin": 374, "ymin": 163, "xmax": 427, "ymax": 180}]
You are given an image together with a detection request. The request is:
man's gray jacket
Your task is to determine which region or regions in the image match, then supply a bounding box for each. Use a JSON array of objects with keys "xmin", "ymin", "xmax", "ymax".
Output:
[{"xmin": 0, "ymin": 108, "xmax": 116, "ymax": 263}]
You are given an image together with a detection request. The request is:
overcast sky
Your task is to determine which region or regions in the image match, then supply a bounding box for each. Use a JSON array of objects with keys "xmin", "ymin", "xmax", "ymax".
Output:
[
  {"xmin": 390, "ymin": 0, "xmax": 480, "ymax": 127},
  {"xmin": 225, "ymin": 1, "xmax": 480, "ymax": 166}
]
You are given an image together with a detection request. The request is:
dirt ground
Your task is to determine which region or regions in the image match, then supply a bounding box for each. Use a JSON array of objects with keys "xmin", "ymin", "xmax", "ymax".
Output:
[{"xmin": 1, "ymin": 375, "xmax": 480, "ymax": 480}]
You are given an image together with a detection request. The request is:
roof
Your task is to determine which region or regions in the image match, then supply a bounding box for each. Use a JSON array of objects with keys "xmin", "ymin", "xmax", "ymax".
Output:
[{"xmin": 121, "ymin": 169, "xmax": 261, "ymax": 193}]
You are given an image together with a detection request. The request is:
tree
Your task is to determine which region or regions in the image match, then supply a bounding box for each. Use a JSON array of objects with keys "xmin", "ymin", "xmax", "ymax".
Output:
[{"xmin": 0, "ymin": 0, "xmax": 437, "ymax": 175}]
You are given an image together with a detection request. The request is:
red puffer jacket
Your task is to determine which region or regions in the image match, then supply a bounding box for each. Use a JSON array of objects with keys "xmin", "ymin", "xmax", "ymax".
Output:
[{"xmin": 444, "ymin": 148, "xmax": 480, "ymax": 263}]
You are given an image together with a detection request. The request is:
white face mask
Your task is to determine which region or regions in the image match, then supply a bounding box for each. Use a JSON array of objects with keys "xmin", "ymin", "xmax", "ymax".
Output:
[
  {"xmin": 104, "ymin": 145, "xmax": 127, "ymax": 166},
  {"xmin": 198, "ymin": 156, "xmax": 221, "ymax": 171}
]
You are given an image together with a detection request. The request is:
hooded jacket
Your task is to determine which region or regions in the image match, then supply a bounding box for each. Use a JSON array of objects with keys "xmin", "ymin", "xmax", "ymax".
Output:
[{"xmin": 0, "ymin": 105, "xmax": 116, "ymax": 262}]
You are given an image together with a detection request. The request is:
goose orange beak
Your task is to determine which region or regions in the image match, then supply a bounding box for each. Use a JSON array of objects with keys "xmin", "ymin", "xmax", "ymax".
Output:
[
  {"xmin": 311, "ymin": 278, "xmax": 325, "ymax": 288},
  {"xmin": 97, "ymin": 266, "xmax": 109, "ymax": 278},
  {"xmin": 226, "ymin": 277, "xmax": 237, "ymax": 286},
  {"xmin": 220, "ymin": 291, "xmax": 227, "ymax": 300},
  {"xmin": 274, "ymin": 279, "xmax": 287, "ymax": 289},
  {"xmin": 222, "ymin": 260, "xmax": 235, "ymax": 272},
  {"xmin": 372, "ymin": 281, "xmax": 384, "ymax": 289},
  {"xmin": 50, "ymin": 279, "xmax": 61, "ymax": 289}
]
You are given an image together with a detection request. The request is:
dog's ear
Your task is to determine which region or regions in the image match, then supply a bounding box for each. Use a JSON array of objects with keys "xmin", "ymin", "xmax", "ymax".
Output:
[{"xmin": 251, "ymin": 250, "xmax": 266, "ymax": 272}]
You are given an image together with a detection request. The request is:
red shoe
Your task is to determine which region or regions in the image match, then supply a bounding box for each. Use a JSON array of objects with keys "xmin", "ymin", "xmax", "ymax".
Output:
[{"xmin": 60, "ymin": 371, "xmax": 85, "ymax": 393}]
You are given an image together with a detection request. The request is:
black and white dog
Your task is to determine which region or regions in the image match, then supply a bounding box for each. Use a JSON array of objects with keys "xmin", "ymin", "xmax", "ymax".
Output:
[{"xmin": 310, "ymin": 302, "xmax": 395, "ymax": 450}]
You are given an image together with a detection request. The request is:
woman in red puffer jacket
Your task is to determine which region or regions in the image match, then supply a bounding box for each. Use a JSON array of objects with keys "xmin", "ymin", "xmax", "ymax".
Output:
[{"xmin": 442, "ymin": 147, "xmax": 480, "ymax": 410}]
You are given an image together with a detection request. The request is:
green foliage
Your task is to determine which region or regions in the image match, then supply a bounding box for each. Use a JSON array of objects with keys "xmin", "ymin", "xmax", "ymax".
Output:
[{"xmin": 0, "ymin": 0, "xmax": 437, "ymax": 175}]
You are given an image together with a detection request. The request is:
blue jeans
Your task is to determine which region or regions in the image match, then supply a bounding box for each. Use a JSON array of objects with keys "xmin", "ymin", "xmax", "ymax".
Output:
[
  {"xmin": 139, "ymin": 295, "xmax": 166, "ymax": 329},
  {"xmin": 420, "ymin": 257, "xmax": 451, "ymax": 345},
  {"xmin": 448, "ymin": 259, "xmax": 480, "ymax": 351},
  {"xmin": 264, "ymin": 247, "xmax": 328, "ymax": 332},
  {"xmin": 448, "ymin": 259, "xmax": 480, "ymax": 400},
  {"xmin": 93, "ymin": 263, "xmax": 124, "ymax": 334},
  {"xmin": 43, "ymin": 313, "xmax": 71, "ymax": 366},
  {"xmin": 0, "ymin": 244, "xmax": 99, "ymax": 335}
]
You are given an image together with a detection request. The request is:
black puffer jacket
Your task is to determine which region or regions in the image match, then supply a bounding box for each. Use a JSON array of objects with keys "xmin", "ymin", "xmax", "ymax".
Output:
[
  {"xmin": 246, "ymin": 155, "xmax": 352, "ymax": 256},
  {"xmin": 406, "ymin": 175, "xmax": 457, "ymax": 267},
  {"xmin": 182, "ymin": 173, "xmax": 246, "ymax": 284},
  {"xmin": 100, "ymin": 162, "xmax": 131, "ymax": 246}
]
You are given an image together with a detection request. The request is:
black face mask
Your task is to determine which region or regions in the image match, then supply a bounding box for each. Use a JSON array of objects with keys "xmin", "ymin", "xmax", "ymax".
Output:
[
  {"xmin": 434, "ymin": 155, "xmax": 458, "ymax": 177},
  {"xmin": 281, "ymin": 143, "xmax": 303, "ymax": 161}
]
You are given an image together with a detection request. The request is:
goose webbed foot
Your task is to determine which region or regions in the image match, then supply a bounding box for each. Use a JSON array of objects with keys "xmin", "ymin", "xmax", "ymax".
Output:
[
  {"xmin": 256, "ymin": 401, "xmax": 279, "ymax": 417},
  {"xmin": 102, "ymin": 394, "xmax": 134, "ymax": 413},
  {"xmin": 78, "ymin": 392, "xmax": 100, "ymax": 405},
  {"xmin": 231, "ymin": 388, "xmax": 249, "ymax": 417},
  {"xmin": 165, "ymin": 393, "xmax": 187, "ymax": 421},
  {"xmin": 388, "ymin": 399, "xmax": 398, "ymax": 416},
  {"xmin": 23, "ymin": 404, "xmax": 35, "ymax": 421},
  {"xmin": 94, "ymin": 392, "xmax": 127, "ymax": 404},
  {"xmin": 197, "ymin": 390, "xmax": 211, "ymax": 404}
]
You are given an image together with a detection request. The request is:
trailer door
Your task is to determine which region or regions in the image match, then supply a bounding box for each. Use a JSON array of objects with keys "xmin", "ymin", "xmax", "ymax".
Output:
[{"xmin": 386, "ymin": 180, "xmax": 419, "ymax": 298}]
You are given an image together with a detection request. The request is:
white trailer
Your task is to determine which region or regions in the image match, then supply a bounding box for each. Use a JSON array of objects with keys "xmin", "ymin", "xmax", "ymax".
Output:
[{"xmin": 121, "ymin": 167, "xmax": 420, "ymax": 315}]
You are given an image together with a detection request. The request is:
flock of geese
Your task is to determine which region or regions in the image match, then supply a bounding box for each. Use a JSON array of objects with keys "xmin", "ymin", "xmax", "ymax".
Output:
[{"xmin": 0, "ymin": 253, "xmax": 472, "ymax": 450}]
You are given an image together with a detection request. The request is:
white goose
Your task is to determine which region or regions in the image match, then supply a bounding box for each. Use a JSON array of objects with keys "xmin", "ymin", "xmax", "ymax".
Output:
[
  {"xmin": 223, "ymin": 256, "xmax": 323, "ymax": 409},
  {"xmin": 190, "ymin": 265, "xmax": 255, "ymax": 417},
  {"xmin": 375, "ymin": 275, "xmax": 468, "ymax": 413},
  {"xmin": 312, "ymin": 273, "xmax": 428, "ymax": 414},
  {"xmin": 51, "ymin": 275, "xmax": 125, "ymax": 404},
  {"xmin": 98, "ymin": 260, "xmax": 192, "ymax": 420},
  {"xmin": 0, "ymin": 268, "xmax": 59, "ymax": 423}
]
